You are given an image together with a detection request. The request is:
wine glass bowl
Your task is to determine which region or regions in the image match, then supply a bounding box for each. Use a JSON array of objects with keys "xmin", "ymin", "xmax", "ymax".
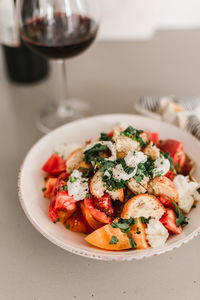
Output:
[{"xmin": 17, "ymin": 0, "xmax": 100, "ymax": 132}]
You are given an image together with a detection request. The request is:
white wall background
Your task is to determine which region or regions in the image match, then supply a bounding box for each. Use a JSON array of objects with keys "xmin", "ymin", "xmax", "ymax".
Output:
[{"xmin": 99, "ymin": 0, "xmax": 200, "ymax": 40}]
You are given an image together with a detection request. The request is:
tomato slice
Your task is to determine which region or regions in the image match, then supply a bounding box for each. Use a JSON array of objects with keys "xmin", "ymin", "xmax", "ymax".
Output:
[
  {"xmin": 65, "ymin": 209, "xmax": 93, "ymax": 233},
  {"xmin": 84, "ymin": 194, "xmax": 114, "ymax": 224},
  {"xmin": 49, "ymin": 197, "xmax": 58, "ymax": 222},
  {"xmin": 160, "ymin": 209, "xmax": 182, "ymax": 234},
  {"xmin": 48, "ymin": 172, "xmax": 78, "ymax": 222},
  {"xmin": 107, "ymin": 131, "xmax": 114, "ymax": 137},
  {"xmin": 80, "ymin": 201, "xmax": 103, "ymax": 230},
  {"xmin": 55, "ymin": 190, "xmax": 77, "ymax": 210},
  {"xmin": 51, "ymin": 172, "xmax": 69, "ymax": 197},
  {"xmin": 165, "ymin": 169, "xmax": 175, "ymax": 181},
  {"xmin": 158, "ymin": 195, "xmax": 174, "ymax": 209},
  {"xmin": 158, "ymin": 139, "xmax": 186, "ymax": 172},
  {"xmin": 43, "ymin": 177, "xmax": 57, "ymax": 198},
  {"xmin": 146, "ymin": 132, "xmax": 159, "ymax": 146},
  {"xmin": 42, "ymin": 154, "xmax": 66, "ymax": 175}
]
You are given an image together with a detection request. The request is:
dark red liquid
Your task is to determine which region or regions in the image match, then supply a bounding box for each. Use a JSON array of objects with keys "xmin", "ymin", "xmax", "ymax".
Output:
[{"xmin": 21, "ymin": 13, "xmax": 98, "ymax": 59}]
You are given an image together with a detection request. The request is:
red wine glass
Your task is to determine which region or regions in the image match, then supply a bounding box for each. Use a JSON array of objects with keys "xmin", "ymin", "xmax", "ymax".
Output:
[{"xmin": 17, "ymin": 0, "xmax": 99, "ymax": 132}]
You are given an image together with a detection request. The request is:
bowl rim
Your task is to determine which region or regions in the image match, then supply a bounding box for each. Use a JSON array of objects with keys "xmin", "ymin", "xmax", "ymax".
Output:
[{"xmin": 18, "ymin": 113, "xmax": 200, "ymax": 261}]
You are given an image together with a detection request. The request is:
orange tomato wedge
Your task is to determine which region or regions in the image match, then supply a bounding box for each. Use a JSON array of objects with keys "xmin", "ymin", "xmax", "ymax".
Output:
[{"xmin": 80, "ymin": 201, "xmax": 103, "ymax": 230}]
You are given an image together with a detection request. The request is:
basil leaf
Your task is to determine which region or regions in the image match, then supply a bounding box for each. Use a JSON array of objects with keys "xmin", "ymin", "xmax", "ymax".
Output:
[
  {"xmin": 120, "ymin": 158, "xmax": 135, "ymax": 175},
  {"xmin": 99, "ymin": 133, "xmax": 112, "ymax": 142},
  {"xmin": 84, "ymin": 144, "xmax": 109, "ymax": 164},
  {"xmin": 171, "ymin": 200, "xmax": 188, "ymax": 227},
  {"xmin": 109, "ymin": 236, "xmax": 119, "ymax": 245},
  {"xmin": 129, "ymin": 237, "xmax": 137, "ymax": 249}
]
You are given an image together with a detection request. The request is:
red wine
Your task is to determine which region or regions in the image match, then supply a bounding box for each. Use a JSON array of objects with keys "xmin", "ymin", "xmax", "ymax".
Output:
[{"xmin": 21, "ymin": 13, "xmax": 98, "ymax": 59}]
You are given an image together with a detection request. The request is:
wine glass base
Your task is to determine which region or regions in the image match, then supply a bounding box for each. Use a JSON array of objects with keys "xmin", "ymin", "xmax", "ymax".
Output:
[{"xmin": 36, "ymin": 98, "xmax": 92, "ymax": 133}]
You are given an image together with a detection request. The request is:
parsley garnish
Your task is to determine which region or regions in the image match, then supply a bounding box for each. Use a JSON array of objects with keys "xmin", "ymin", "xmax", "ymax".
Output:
[
  {"xmin": 134, "ymin": 157, "xmax": 155, "ymax": 183},
  {"xmin": 66, "ymin": 224, "xmax": 70, "ymax": 229},
  {"xmin": 129, "ymin": 237, "xmax": 137, "ymax": 248},
  {"xmin": 42, "ymin": 187, "xmax": 47, "ymax": 192},
  {"xmin": 171, "ymin": 200, "xmax": 188, "ymax": 227},
  {"xmin": 69, "ymin": 176, "xmax": 78, "ymax": 183},
  {"xmin": 163, "ymin": 152, "xmax": 176, "ymax": 173},
  {"xmin": 86, "ymin": 193, "xmax": 92, "ymax": 199},
  {"xmin": 109, "ymin": 236, "xmax": 119, "ymax": 245},
  {"xmin": 60, "ymin": 185, "xmax": 68, "ymax": 191},
  {"xmin": 140, "ymin": 216, "xmax": 151, "ymax": 224},
  {"xmin": 120, "ymin": 126, "xmax": 143, "ymax": 138},
  {"xmin": 99, "ymin": 133, "xmax": 112, "ymax": 142},
  {"xmin": 102, "ymin": 174, "xmax": 126, "ymax": 190},
  {"xmin": 120, "ymin": 126, "xmax": 146, "ymax": 147}
]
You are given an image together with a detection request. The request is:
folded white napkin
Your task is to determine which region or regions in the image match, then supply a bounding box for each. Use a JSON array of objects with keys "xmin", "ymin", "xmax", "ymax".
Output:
[{"xmin": 134, "ymin": 96, "xmax": 200, "ymax": 140}]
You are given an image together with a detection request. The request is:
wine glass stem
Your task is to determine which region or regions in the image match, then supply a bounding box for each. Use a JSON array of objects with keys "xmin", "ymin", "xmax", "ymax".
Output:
[
  {"xmin": 56, "ymin": 59, "xmax": 68, "ymax": 101},
  {"xmin": 56, "ymin": 59, "xmax": 73, "ymax": 117}
]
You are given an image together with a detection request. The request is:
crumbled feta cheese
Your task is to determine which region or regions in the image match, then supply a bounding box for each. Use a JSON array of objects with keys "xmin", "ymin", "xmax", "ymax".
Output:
[
  {"xmin": 174, "ymin": 175, "xmax": 200, "ymax": 213},
  {"xmin": 104, "ymin": 170, "xmax": 111, "ymax": 178},
  {"xmin": 54, "ymin": 143, "xmax": 81, "ymax": 160},
  {"xmin": 112, "ymin": 164, "xmax": 137, "ymax": 181},
  {"xmin": 153, "ymin": 157, "xmax": 170, "ymax": 178},
  {"xmin": 112, "ymin": 151, "xmax": 147, "ymax": 181},
  {"xmin": 67, "ymin": 170, "xmax": 89, "ymax": 201},
  {"xmin": 125, "ymin": 151, "xmax": 147, "ymax": 167},
  {"xmin": 84, "ymin": 141, "xmax": 117, "ymax": 161},
  {"xmin": 145, "ymin": 219, "xmax": 169, "ymax": 248}
]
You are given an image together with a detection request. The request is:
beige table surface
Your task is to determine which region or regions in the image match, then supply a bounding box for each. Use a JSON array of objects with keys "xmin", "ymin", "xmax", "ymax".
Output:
[{"xmin": 1, "ymin": 29, "xmax": 200, "ymax": 300}]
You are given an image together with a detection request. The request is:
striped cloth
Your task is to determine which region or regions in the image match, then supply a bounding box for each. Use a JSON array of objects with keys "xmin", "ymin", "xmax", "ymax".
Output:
[{"xmin": 134, "ymin": 96, "xmax": 200, "ymax": 140}]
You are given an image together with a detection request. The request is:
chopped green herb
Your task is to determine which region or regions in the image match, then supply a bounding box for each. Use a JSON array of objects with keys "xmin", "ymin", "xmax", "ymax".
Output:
[
  {"xmin": 60, "ymin": 185, "xmax": 68, "ymax": 191},
  {"xmin": 84, "ymin": 144, "xmax": 109, "ymax": 164},
  {"xmin": 163, "ymin": 152, "xmax": 176, "ymax": 173},
  {"xmin": 100, "ymin": 160, "xmax": 116, "ymax": 173},
  {"xmin": 140, "ymin": 216, "xmax": 151, "ymax": 224},
  {"xmin": 192, "ymin": 204, "xmax": 196, "ymax": 209},
  {"xmin": 86, "ymin": 193, "xmax": 92, "ymax": 199},
  {"xmin": 66, "ymin": 224, "xmax": 70, "ymax": 229},
  {"xmin": 102, "ymin": 174, "xmax": 126, "ymax": 190},
  {"xmin": 73, "ymin": 212, "xmax": 77, "ymax": 218},
  {"xmin": 120, "ymin": 126, "xmax": 146, "ymax": 147},
  {"xmin": 129, "ymin": 237, "xmax": 137, "ymax": 248},
  {"xmin": 136, "ymin": 227, "xmax": 141, "ymax": 234},
  {"xmin": 171, "ymin": 200, "xmax": 188, "ymax": 227},
  {"xmin": 111, "ymin": 222, "xmax": 131, "ymax": 234},
  {"xmin": 109, "ymin": 236, "xmax": 119, "ymax": 245},
  {"xmin": 120, "ymin": 158, "xmax": 135, "ymax": 174},
  {"xmin": 54, "ymin": 217, "xmax": 60, "ymax": 224},
  {"xmin": 78, "ymin": 167, "xmax": 90, "ymax": 178},
  {"xmin": 69, "ymin": 176, "xmax": 78, "ymax": 183},
  {"xmin": 99, "ymin": 133, "xmax": 112, "ymax": 142},
  {"xmin": 42, "ymin": 187, "xmax": 47, "ymax": 192}
]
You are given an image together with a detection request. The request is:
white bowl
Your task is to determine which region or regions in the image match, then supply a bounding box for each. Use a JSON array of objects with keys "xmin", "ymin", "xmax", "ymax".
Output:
[{"xmin": 18, "ymin": 114, "xmax": 200, "ymax": 261}]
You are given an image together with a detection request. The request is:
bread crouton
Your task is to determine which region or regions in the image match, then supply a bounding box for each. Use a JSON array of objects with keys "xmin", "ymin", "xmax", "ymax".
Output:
[{"xmin": 121, "ymin": 194, "xmax": 165, "ymax": 220}]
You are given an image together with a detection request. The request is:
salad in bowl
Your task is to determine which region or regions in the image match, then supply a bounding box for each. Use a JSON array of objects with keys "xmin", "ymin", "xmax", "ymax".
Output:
[{"xmin": 41, "ymin": 124, "xmax": 200, "ymax": 251}]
